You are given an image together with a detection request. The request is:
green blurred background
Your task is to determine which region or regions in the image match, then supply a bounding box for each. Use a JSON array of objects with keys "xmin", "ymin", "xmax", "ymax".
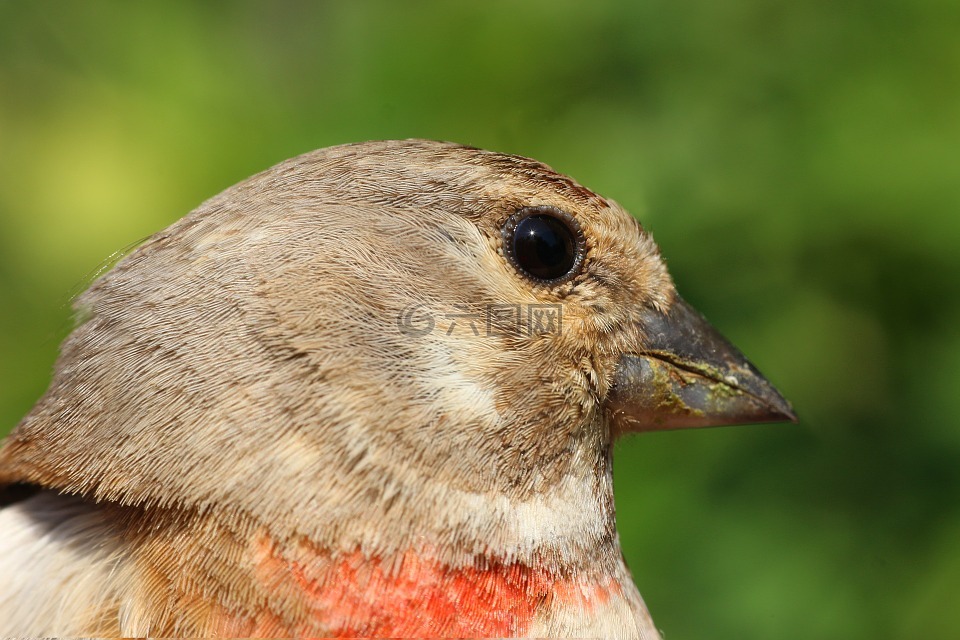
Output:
[{"xmin": 1, "ymin": 1, "xmax": 957, "ymax": 638}]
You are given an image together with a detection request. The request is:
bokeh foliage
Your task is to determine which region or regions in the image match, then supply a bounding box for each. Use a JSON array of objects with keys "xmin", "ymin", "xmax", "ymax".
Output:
[{"xmin": 1, "ymin": 1, "xmax": 958, "ymax": 638}]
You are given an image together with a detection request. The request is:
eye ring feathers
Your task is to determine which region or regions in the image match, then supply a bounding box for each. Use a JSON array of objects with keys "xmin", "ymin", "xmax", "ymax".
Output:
[{"xmin": 502, "ymin": 206, "xmax": 586, "ymax": 285}]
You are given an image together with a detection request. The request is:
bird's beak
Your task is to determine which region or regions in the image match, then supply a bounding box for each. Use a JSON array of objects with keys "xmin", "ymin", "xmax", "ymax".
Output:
[{"xmin": 606, "ymin": 296, "xmax": 797, "ymax": 432}]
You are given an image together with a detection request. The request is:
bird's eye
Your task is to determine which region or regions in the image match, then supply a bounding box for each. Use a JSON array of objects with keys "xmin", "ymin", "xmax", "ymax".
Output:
[{"xmin": 503, "ymin": 206, "xmax": 585, "ymax": 284}]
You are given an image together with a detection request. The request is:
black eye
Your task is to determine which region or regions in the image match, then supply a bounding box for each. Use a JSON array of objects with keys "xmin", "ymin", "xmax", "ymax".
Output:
[{"xmin": 503, "ymin": 206, "xmax": 585, "ymax": 284}]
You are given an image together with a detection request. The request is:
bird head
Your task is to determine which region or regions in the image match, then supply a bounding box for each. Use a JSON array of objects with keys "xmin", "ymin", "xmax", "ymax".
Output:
[{"xmin": 0, "ymin": 140, "xmax": 794, "ymax": 572}]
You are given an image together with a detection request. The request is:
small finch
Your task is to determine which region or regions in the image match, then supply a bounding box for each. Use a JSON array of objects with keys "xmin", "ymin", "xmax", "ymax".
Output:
[{"xmin": 0, "ymin": 140, "xmax": 795, "ymax": 637}]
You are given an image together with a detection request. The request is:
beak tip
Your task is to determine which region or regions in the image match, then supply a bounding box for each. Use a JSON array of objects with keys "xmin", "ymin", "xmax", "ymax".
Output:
[
  {"xmin": 757, "ymin": 386, "xmax": 799, "ymax": 425},
  {"xmin": 778, "ymin": 405, "xmax": 800, "ymax": 425},
  {"xmin": 766, "ymin": 404, "xmax": 799, "ymax": 425}
]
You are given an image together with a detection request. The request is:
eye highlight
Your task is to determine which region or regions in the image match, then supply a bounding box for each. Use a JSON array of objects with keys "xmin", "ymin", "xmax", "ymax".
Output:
[{"xmin": 503, "ymin": 206, "xmax": 586, "ymax": 284}]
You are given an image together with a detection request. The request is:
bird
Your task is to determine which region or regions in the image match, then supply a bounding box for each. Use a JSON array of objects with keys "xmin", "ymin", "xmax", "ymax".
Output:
[{"xmin": 0, "ymin": 139, "xmax": 795, "ymax": 638}]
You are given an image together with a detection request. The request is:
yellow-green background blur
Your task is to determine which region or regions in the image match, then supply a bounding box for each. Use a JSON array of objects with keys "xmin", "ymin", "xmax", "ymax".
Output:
[{"xmin": 1, "ymin": 2, "xmax": 958, "ymax": 638}]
